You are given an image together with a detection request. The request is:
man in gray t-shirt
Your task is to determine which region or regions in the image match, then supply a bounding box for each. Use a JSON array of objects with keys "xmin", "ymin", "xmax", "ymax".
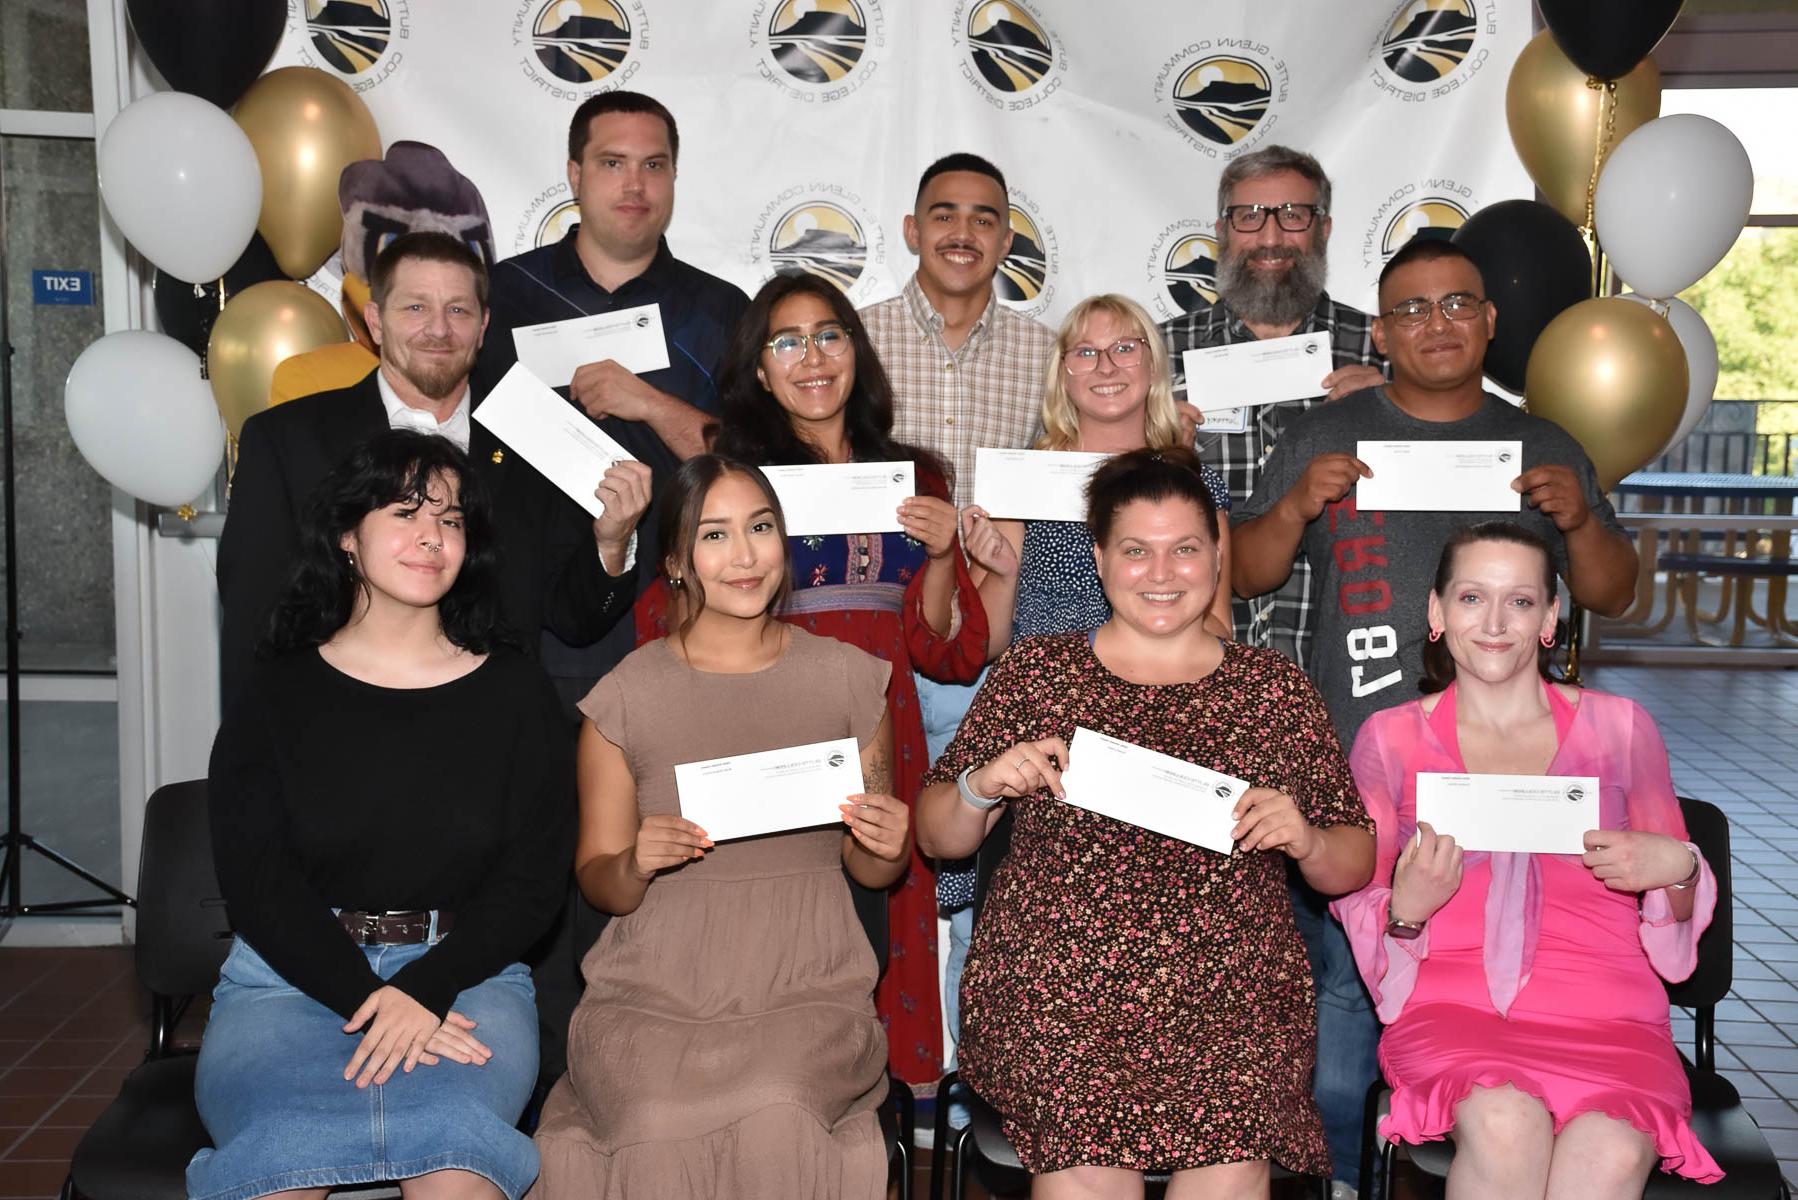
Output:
[{"xmin": 1234, "ymin": 238, "xmax": 1638, "ymax": 750}]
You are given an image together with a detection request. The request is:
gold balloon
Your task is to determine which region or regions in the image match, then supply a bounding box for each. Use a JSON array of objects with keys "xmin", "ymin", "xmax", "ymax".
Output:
[
  {"xmin": 1506, "ymin": 32, "xmax": 1660, "ymax": 228},
  {"xmin": 233, "ymin": 67, "xmax": 381, "ymax": 280},
  {"xmin": 208, "ymin": 281, "xmax": 347, "ymax": 439},
  {"xmin": 1524, "ymin": 298, "xmax": 1688, "ymax": 491}
]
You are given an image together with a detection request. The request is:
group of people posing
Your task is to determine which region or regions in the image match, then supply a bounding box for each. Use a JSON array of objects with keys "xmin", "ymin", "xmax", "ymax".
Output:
[{"xmin": 193, "ymin": 89, "xmax": 1721, "ymax": 1200}]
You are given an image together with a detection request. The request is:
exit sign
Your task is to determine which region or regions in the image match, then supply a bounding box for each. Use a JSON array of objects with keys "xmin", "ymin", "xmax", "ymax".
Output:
[{"xmin": 32, "ymin": 270, "xmax": 93, "ymax": 306}]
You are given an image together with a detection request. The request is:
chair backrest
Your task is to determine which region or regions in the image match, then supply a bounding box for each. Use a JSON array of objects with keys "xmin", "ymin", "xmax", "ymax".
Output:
[
  {"xmin": 847, "ymin": 869, "xmax": 889, "ymax": 978},
  {"xmin": 972, "ymin": 806, "xmax": 1016, "ymax": 923},
  {"xmin": 135, "ymin": 780, "xmax": 233, "ymax": 1001},
  {"xmin": 1665, "ymin": 795, "xmax": 1732, "ymax": 1012}
]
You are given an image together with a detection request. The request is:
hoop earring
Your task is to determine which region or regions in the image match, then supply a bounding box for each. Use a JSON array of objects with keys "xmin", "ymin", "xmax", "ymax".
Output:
[
  {"xmin": 1427, "ymin": 628, "xmax": 1442, "ymax": 643},
  {"xmin": 1541, "ymin": 630, "xmax": 1557, "ymax": 648}
]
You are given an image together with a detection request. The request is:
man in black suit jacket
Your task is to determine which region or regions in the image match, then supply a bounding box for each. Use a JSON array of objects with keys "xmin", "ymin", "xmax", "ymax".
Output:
[{"xmin": 218, "ymin": 231, "xmax": 650, "ymax": 707}]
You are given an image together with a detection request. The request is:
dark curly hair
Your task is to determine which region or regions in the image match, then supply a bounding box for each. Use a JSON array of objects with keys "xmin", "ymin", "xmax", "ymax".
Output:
[
  {"xmin": 258, "ymin": 430, "xmax": 508, "ymax": 658},
  {"xmin": 711, "ymin": 272, "xmax": 949, "ymax": 488},
  {"xmin": 1419, "ymin": 521, "xmax": 1566, "ymax": 694}
]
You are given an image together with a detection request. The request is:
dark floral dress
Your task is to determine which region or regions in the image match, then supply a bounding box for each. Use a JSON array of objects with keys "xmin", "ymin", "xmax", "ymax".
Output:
[
  {"xmin": 922, "ymin": 633, "xmax": 1370, "ymax": 1174},
  {"xmin": 636, "ymin": 468, "xmax": 987, "ymax": 1086}
]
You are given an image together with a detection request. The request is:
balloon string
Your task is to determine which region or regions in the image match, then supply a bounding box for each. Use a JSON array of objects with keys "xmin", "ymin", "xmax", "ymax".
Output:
[
  {"xmin": 225, "ymin": 432, "xmax": 238, "ymax": 500},
  {"xmin": 1582, "ymin": 77, "xmax": 1618, "ymax": 238}
]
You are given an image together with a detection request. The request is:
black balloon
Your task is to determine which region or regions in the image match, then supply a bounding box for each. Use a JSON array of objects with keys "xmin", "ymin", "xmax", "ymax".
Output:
[
  {"xmin": 1451, "ymin": 200, "xmax": 1593, "ymax": 395},
  {"xmin": 125, "ymin": 0, "xmax": 286, "ymax": 109},
  {"xmin": 1538, "ymin": 0, "xmax": 1684, "ymax": 81},
  {"xmin": 152, "ymin": 233, "xmax": 287, "ymax": 356}
]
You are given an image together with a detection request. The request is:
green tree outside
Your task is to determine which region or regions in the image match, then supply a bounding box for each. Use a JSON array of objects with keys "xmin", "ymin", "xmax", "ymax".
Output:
[{"xmin": 1681, "ymin": 227, "xmax": 1798, "ymax": 434}]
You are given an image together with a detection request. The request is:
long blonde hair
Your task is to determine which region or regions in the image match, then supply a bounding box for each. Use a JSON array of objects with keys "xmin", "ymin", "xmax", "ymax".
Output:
[{"xmin": 1036, "ymin": 293, "xmax": 1185, "ymax": 452}]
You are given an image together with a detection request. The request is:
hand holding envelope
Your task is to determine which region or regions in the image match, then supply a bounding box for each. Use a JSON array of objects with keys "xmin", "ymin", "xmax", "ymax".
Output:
[{"xmin": 1390, "ymin": 821, "xmax": 1465, "ymax": 924}]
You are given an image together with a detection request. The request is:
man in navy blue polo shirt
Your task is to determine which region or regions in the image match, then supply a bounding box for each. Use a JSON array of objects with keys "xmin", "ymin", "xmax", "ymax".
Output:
[{"xmin": 477, "ymin": 91, "xmax": 750, "ymax": 693}]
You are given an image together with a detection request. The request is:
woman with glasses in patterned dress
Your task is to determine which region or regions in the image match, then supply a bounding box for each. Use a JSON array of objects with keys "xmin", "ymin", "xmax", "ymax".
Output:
[{"xmin": 960, "ymin": 293, "xmax": 1234, "ymax": 659}]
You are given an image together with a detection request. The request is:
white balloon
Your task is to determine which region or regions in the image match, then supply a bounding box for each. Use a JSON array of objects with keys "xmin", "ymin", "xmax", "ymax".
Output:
[
  {"xmin": 97, "ymin": 92, "xmax": 262, "ymax": 285},
  {"xmin": 65, "ymin": 331, "xmax": 225, "ymax": 508},
  {"xmin": 1595, "ymin": 114, "xmax": 1753, "ymax": 300},
  {"xmin": 1620, "ymin": 293, "xmax": 1720, "ymax": 457}
]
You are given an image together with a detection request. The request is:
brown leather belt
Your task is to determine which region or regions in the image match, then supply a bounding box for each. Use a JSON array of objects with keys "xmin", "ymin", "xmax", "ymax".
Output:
[{"xmin": 337, "ymin": 909, "xmax": 455, "ymax": 946}]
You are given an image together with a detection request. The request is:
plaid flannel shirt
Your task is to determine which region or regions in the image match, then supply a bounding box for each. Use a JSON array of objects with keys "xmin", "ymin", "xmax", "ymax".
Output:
[
  {"xmin": 861, "ymin": 276, "xmax": 1055, "ymax": 506},
  {"xmin": 1162, "ymin": 292, "xmax": 1384, "ymax": 670}
]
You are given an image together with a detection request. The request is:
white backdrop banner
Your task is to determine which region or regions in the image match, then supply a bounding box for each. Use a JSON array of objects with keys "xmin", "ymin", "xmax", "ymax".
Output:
[{"xmin": 268, "ymin": 0, "xmax": 1532, "ymax": 325}]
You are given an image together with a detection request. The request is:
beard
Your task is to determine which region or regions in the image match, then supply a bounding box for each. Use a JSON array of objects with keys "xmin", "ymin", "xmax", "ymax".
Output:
[
  {"xmin": 396, "ymin": 342, "xmax": 475, "ymax": 400},
  {"xmin": 1217, "ymin": 240, "xmax": 1329, "ymax": 327}
]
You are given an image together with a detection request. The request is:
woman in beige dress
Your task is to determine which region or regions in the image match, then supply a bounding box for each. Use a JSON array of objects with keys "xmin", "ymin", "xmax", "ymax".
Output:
[{"xmin": 530, "ymin": 454, "xmax": 911, "ymax": 1200}]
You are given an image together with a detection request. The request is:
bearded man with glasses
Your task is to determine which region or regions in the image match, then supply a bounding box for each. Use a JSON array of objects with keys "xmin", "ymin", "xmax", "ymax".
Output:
[{"xmin": 1231, "ymin": 238, "xmax": 1637, "ymax": 1196}]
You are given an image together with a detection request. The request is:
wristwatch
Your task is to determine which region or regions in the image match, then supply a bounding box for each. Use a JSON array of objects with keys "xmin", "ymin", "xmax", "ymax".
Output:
[
  {"xmin": 1670, "ymin": 846, "xmax": 1702, "ymax": 890},
  {"xmin": 957, "ymin": 765, "xmax": 1005, "ymax": 812},
  {"xmin": 1386, "ymin": 915, "xmax": 1426, "ymax": 940}
]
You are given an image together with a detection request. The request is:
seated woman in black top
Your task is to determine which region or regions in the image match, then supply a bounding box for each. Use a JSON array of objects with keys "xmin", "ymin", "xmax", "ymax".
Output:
[{"xmin": 190, "ymin": 430, "xmax": 573, "ymax": 1200}]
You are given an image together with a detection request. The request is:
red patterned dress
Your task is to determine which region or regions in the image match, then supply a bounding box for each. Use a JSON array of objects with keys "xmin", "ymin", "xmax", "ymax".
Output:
[
  {"xmin": 635, "ymin": 470, "xmax": 987, "ymax": 1086},
  {"xmin": 922, "ymin": 633, "xmax": 1370, "ymax": 1173}
]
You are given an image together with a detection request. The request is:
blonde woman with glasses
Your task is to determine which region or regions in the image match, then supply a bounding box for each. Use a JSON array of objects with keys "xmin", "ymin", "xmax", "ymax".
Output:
[{"xmin": 961, "ymin": 294, "xmax": 1233, "ymax": 655}]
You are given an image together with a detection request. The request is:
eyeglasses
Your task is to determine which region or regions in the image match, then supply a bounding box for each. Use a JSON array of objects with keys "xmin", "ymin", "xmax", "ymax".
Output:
[
  {"xmin": 1221, "ymin": 203, "xmax": 1325, "ymax": 234},
  {"xmin": 1063, "ymin": 338, "xmax": 1147, "ymax": 375},
  {"xmin": 1381, "ymin": 293, "xmax": 1488, "ymax": 327},
  {"xmin": 764, "ymin": 326, "xmax": 851, "ymax": 364}
]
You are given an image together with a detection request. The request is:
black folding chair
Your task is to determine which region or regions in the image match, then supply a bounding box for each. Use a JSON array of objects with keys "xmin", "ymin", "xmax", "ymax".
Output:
[
  {"xmin": 930, "ymin": 808, "xmax": 1329, "ymax": 1199},
  {"xmin": 849, "ymin": 867, "xmax": 915, "ymax": 1200},
  {"xmin": 1360, "ymin": 796, "xmax": 1791, "ymax": 1200},
  {"xmin": 62, "ymin": 780, "xmax": 231, "ymax": 1200}
]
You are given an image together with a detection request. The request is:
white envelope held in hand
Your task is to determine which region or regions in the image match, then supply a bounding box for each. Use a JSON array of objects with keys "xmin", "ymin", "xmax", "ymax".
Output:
[
  {"xmin": 1414, "ymin": 772, "xmax": 1600, "ymax": 855},
  {"xmin": 674, "ymin": 737, "xmax": 864, "ymax": 843},
  {"xmin": 509, "ymin": 302, "xmax": 672, "ymax": 387},
  {"xmin": 762, "ymin": 462, "xmax": 914, "ymax": 537},
  {"xmin": 1354, "ymin": 440, "xmax": 1523, "ymax": 513},
  {"xmin": 1056, "ymin": 727, "xmax": 1249, "ymax": 854},
  {"xmin": 473, "ymin": 363, "xmax": 637, "ymax": 519},
  {"xmin": 972, "ymin": 449, "xmax": 1109, "ymax": 523},
  {"xmin": 1182, "ymin": 330, "xmax": 1334, "ymax": 413}
]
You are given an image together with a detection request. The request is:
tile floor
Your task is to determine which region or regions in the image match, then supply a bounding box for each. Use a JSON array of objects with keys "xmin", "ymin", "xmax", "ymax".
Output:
[{"xmin": 2, "ymin": 661, "xmax": 1796, "ymax": 1198}]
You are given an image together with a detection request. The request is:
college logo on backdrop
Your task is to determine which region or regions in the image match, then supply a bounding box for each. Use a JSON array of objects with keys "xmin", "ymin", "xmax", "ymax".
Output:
[
  {"xmin": 1368, "ymin": 0, "xmax": 1497, "ymax": 100},
  {"xmin": 511, "ymin": 183, "xmax": 581, "ymax": 254},
  {"xmin": 949, "ymin": 0, "xmax": 1065, "ymax": 110},
  {"xmin": 512, "ymin": 0, "xmax": 649, "ymax": 98},
  {"xmin": 996, "ymin": 193, "xmax": 1058, "ymax": 318},
  {"xmin": 1155, "ymin": 40, "xmax": 1289, "ymax": 158},
  {"xmin": 747, "ymin": 185, "xmax": 887, "ymax": 303},
  {"xmin": 289, "ymin": 0, "xmax": 409, "ymax": 92},
  {"xmin": 1144, "ymin": 220, "xmax": 1219, "ymax": 322},
  {"xmin": 751, "ymin": 0, "xmax": 886, "ymax": 101},
  {"xmin": 1360, "ymin": 180, "xmax": 1475, "ymax": 269}
]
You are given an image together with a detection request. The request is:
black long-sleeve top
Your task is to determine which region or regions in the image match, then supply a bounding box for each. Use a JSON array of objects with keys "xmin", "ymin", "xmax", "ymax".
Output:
[{"xmin": 208, "ymin": 647, "xmax": 576, "ymax": 1021}]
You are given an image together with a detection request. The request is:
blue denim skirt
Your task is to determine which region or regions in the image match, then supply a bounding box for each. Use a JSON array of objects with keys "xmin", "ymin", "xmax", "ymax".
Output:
[{"xmin": 187, "ymin": 937, "xmax": 540, "ymax": 1200}]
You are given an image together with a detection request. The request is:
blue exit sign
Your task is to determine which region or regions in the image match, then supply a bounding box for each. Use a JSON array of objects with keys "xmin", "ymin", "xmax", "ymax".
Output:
[{"xmin": 32, "ymin": 270, "xmax": 93, "ymax": 306}]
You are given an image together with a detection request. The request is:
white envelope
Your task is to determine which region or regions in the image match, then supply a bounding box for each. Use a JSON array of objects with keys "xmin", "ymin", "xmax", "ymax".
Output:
[
  {"xmin": 1056, "ymin": 727, "xmax": 1248, "ymax": 854},
  {"xmin": 762, "ymin": 462, "xmax": 914, "ymax": 537},
  {"xmin": 1414, "ymin": 772, "xmax": 1600, "ymax": 855},
  {"xmin": 509, "ymin": 302, "xmax": 672, "ymax": 387},
  {"xmin": 1181, "ymin": 330, "xmax": 1333, "ymax": 413},
  {"xmin": 971, "ymin": 449, "xmax": 1109, "ymax": 522},
  {"xmin": 472, "ymin": 363, "xmax": 637, "ymax": 519},
  {"xmin": 1354, "ymin": 440, "xmax": 1523, "ymax": 512},
  {"xmin": 674, "ymin": 736, "xmax": 864, "ymax": 843}
]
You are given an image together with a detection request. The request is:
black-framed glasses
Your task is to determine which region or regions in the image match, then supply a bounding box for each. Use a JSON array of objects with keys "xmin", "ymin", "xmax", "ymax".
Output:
[
  {"xmin": 1382, "ymin": 293, "xmax": 1488, "ymax": 327},
  {"xmin": 764, "ymin": 326, "xmax": 851, "ymax": 364},
  {"xmin": 1221, "ymin": 202, "xmax": 1324, "ymax": 233},
  {"xmin": 1063, "ymin": 338, "xmax": 1147, "ymax": 375}
]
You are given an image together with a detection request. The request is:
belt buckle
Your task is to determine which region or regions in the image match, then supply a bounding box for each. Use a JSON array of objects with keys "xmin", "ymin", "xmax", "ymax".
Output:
[{"xmin": 359, "ymin": 913, "xmax": 384, "ymax": 944}]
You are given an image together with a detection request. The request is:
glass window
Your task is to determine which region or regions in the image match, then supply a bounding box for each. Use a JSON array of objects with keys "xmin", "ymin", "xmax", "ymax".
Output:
[{"xmin": 0, "ymin": 0, "xmax": 93, "ymax": 114}]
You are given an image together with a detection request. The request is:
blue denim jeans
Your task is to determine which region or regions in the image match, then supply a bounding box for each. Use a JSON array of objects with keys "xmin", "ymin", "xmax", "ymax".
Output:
[
  {"xmin": 190, "ymin": 937, "xmax": 541, "ymax": 1200},
  {"xmin": 1291, "ymin": 873, "xmax": 1380, "ymax": 1185}
]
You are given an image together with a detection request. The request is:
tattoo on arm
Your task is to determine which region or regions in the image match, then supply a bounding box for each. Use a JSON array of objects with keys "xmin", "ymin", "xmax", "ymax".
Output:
[{"xmin": 865, "ymin": 739, "xmax": 892, "ymax": 796}]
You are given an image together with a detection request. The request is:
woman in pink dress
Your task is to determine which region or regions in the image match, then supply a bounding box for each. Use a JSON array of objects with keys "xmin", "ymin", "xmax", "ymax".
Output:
[{"xmin": 1332, "ymin": 521, "xmax": 1722, "ymax": 1196}]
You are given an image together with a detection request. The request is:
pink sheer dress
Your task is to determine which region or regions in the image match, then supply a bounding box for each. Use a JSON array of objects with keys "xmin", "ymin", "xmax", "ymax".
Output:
[{"xmin": 1330, "ymin": 682, "xmax": 1723, "ymax": 1183}]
